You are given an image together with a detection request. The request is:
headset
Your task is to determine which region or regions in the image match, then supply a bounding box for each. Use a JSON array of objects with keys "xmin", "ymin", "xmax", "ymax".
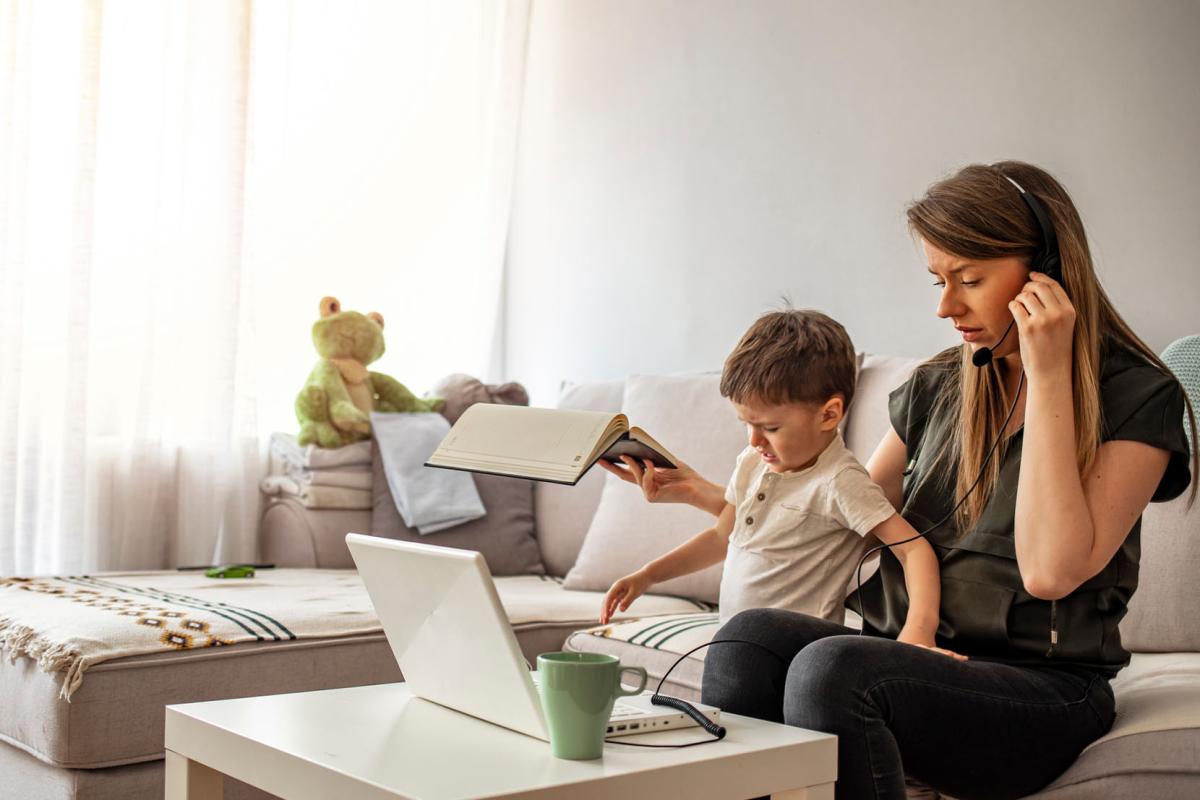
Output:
[
  {"xmin": 611, "ymin": 173, "xmax": 1063, "ymax": 750},
  {"xmin": 972, "ymin": 175, "xmax": 1062, "ymax": 367}
]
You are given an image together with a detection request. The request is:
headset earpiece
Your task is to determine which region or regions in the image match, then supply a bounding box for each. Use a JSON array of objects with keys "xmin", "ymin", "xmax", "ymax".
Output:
[
  {"xmin": 1040, "ymin": 254, "xmax": 1062, "ymax": 283},
  {"xmin": 1002, "ymin": 174, "xmax": 1062, "ymax": 284},
  {"xmin": 1029, "ymin": 251, "xmax": 1061, "ymax": 282}
]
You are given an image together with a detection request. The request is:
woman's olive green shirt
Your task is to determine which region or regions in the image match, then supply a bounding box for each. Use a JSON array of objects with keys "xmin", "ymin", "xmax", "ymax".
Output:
[{"xmin": 857, "ymin": 342, "xmax": 1192, "ymax": 676}]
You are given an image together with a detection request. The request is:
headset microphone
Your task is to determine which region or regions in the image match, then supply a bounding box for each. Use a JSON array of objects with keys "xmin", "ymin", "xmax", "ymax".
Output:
[{"xmin": 971, "ymin": 318, "xmax": 1016, "ymax": 367}]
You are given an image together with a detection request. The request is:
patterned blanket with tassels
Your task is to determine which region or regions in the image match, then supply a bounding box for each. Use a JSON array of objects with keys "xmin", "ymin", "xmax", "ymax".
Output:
[{"xmin": 0, "ymin": 570, "xmax": 382, "ymax": 700}]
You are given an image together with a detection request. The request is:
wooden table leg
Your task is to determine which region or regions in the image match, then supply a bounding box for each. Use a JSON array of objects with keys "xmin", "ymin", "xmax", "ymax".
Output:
[
  {"xmin": 773, "ymin": 783, "xmax": 835, "ymax": 800},
  {"xmin": 165, "ymin": 749, "xmax": 223, "ymax": 800}
]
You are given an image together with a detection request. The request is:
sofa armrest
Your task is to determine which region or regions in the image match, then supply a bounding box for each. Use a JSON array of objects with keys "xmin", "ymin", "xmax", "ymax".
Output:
[{"xmin": 259, "ymin": 497, "xmax": 372, "ymax": 568}]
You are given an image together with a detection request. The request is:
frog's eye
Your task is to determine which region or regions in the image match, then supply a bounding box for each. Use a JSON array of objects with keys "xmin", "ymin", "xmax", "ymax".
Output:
[
  {"xmin": 367, "ymin": 311, "xmax": 385, "ymax": 329},
  {"xmin": 319, "ymin": 296, "xmax": 340, "ymax": 317}
]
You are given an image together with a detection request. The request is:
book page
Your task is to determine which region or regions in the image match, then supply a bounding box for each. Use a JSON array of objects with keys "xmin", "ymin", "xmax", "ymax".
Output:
[{"xmin": 427, "ymin": 405, "xmax": 627, "ymax": 482}]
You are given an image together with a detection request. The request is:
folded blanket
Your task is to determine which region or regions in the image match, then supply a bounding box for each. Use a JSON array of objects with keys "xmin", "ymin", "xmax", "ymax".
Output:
[
  {"xmin": 283, "ymin": 464, "xmax": 373, "ymax": 490},
  {"xmin": 260, "ymin": 475, "xmax": 373, "ymax": 509},
  {"xmin": 0, "ymin": 570, "xmax": 382, "ymax": 700},
  {"xmin": 269, "ymin": 432, "xmax": 373, "ymax": 470},
  {"xmin": 371, "ymin": 411, "xmax": 485, "ymax": 534}
]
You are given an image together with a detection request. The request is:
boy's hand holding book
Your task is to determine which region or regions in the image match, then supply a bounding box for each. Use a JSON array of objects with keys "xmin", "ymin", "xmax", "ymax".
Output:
[{"xmin": 597, "ymin": 456, "xmax": 727, "ymax": 516}]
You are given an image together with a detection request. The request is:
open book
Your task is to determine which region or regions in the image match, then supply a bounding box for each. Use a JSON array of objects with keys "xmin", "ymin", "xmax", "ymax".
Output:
[{"xmin": 424, "ymin": 404, "xmax": 679, "ymax": 486}]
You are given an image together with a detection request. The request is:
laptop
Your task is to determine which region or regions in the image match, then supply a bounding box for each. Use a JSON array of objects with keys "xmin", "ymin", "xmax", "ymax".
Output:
[{"xmin": 346, "ymin": 533, "xmax": 720, "ymax": 740}]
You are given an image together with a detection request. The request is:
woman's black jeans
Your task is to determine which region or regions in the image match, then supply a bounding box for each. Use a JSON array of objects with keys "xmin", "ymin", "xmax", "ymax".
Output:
[{"xmin": 701, "ymin": 609, "xmax": 1115, "ymax": 800}]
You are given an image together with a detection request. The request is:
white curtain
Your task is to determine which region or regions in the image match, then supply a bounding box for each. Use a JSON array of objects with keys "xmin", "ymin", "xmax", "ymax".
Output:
[{"xmin": 0, "ymin": 0, "xmax": 530, "ymax": 575}]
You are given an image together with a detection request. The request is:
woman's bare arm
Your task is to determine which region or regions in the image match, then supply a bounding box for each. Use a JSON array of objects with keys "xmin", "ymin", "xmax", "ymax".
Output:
[
  {"xmin": 1011, "ymin": 273, "xmax": 1170, "ymax": 599},
  {"xmin": 1018, "ymin": 410, "xmax": 1168, "ymax": 600}
]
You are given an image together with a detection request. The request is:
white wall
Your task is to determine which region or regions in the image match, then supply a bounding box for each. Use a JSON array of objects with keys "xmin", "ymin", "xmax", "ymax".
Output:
[
  {"xmin": 505, "ymin": 0, "xmax": 1200, "ymax": 405},
  {"xmin": 244, "ymin": 2, "xmax": 503, "ymax": 434}
]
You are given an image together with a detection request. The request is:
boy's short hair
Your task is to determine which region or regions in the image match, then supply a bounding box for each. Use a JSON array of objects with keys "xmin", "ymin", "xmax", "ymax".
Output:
[{"xmin": 720, "ymin": 309, "xmax": 857, "ymax": 409}]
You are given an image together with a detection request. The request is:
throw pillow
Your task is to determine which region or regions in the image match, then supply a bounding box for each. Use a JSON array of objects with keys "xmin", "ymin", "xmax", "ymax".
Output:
[
  {"xmin": 432, "ymin": 373, "xmax": 530, "ymax": 425},
  {"xmin": 843, "ymin": 353, "xmax": 920, "ymax": 463},
  {"xmin": 562, "ymin": 373, "xmax": 746, "ymax": 604},
  {"xmin": 370, "ymin": 448, "xmax": 545, "ymax": 576},
  {"xmin": 536, "ymin": 378, "xmax": 626, "ymax": 578}
]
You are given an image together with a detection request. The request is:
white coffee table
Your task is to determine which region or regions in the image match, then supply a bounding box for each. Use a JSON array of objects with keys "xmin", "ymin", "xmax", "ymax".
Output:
[{"xmin": 165, "ymin": 682, "xmax": 836, "ymax": 799}]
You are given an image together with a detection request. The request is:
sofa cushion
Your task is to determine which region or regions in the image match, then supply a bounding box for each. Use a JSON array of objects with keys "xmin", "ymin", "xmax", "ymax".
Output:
[
  {"xmin": 1, "ymin": 744, "xmax": 171, "ymax": 800},
  {"xmin": 496, "ymin": 575, "xmax": 712, "ymax": 626},
  {"xmin": 534, "ymin": 379, "xmax": 626, "ymax": 577},
  {"xmin": 260, "ymin": 499, "xmax": 372, "ymax": 569},
  {"xmin": 1120, "ymin": 491, "xmax": 1200, "ymax": 652},
  {"xmin": 1030, "ymin": 733, "xmax": 1200, "ymax": 799},
  {"xmin": 1030, "ymin": 652, "xmax": 1200, "ymax": 798},
  {"xmin": 1085, "ymin": 652, "xmax": 1200, "ymax": 749},
  {"xmin": 0, "ymin": 631, "xmax": 403, "ymax": 769},
  {"xmin": 564, "ymin": 612, "xmax": 720, "ymax": 702},
  {"xmin": 563, "ymin": 373, "xmax": 746, "ymax": 603},
  {"xmin": 843, "ymin": 353, "xmax": 921, "ymax": 464},
  {"xmin": 371, "ymin": 448, "xmax": 545, "ymax": 576},
  {"xmin": 564, "ymin": 610, "xmax": 861, "ymax": 704}
]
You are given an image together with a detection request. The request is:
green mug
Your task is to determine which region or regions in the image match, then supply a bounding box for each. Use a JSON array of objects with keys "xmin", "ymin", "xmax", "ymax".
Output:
[{"xmin": 536, "ymin": 652, "xmax": 648, "ymax": 760}]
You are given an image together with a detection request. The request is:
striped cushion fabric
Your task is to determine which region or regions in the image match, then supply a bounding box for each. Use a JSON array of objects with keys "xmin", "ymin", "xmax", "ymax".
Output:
[
  {"xmin": 564, "ymin": 612, "xmax": 719, "ymax": 701},
  {"xmin": 581, "ymin": 609, "xmax": 859, "ymax": 661},
  {"xmin": 593, "ymin": 612, "xmax": 722, "ymax": 658}
]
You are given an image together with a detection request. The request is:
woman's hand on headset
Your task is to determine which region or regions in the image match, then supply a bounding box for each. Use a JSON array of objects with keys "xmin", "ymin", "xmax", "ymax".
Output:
[{"xmin": 1009, "ymin": 271, "xmax": 1076, "ymax": 382}]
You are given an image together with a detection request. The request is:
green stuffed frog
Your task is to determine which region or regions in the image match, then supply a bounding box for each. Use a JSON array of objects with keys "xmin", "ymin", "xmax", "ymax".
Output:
[{"xmin": 295, "ymin": 296, "xmax": 443, "ymax": 448}]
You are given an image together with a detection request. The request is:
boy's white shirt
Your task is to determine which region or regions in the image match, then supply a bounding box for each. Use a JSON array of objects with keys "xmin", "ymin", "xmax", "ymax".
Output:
[{"xmin": 719, "ymin": 435, "xmax": 896, "ymax": 624}]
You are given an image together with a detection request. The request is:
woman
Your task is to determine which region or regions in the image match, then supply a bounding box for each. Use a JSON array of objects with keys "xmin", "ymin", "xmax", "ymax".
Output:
[{"xmin": 601, "ymin": 161, "xmax": 1196, "ymax": 799}]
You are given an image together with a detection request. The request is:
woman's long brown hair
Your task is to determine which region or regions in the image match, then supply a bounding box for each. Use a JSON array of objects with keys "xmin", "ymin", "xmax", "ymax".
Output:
[{"xmin": 906, "ymin": 161, "xmax": 1197, "ymax": 535}]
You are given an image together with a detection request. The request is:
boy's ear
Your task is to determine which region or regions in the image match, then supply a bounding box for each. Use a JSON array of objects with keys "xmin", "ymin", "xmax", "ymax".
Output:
[{"xmin": 820, "ymin": 396, "xmax": 845, "ymax": 430}]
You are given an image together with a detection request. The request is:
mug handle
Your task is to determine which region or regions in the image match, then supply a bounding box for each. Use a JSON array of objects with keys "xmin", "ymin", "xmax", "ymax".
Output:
[{"xmin": 616, "ymin": 665, "xmax": 648, "ymax": 697}]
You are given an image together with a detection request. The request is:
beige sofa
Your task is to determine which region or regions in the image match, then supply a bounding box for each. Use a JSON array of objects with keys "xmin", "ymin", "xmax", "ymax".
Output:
[
  {"xmin": 273, "ymin": 353, "xmax": 1200, "ymax": 798},
  {"xmin": 3, "ymin": 354, "xmax": 1196, "ymax": 799}
]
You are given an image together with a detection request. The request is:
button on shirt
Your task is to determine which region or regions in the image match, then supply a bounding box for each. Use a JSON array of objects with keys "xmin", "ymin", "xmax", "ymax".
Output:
[{"xmin": 719, "ymin": 435, "xmax": 897, "ymax": 624}]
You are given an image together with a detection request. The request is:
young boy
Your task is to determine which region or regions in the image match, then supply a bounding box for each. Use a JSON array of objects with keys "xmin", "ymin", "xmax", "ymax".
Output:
[{"xmin": 599, "ymin": 310, "xmax": 941, "ymax": 648}]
